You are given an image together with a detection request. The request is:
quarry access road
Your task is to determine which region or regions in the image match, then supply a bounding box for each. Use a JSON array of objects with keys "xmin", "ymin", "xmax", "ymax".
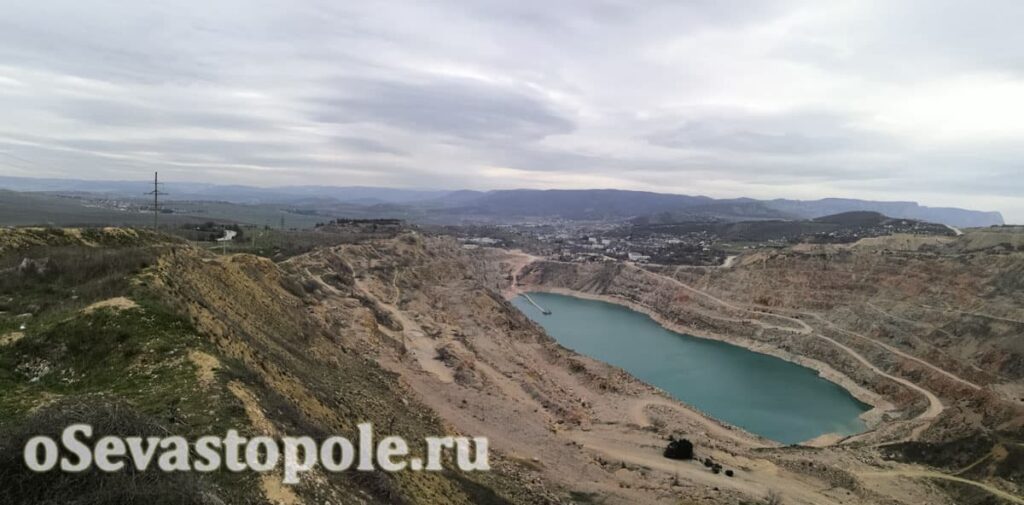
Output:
[
  {"xmin": 648, "ymin": 264, "xmax": 947, "ymax": 440},
  {"xmin": 660, "ymin": 264, "xmax": 814, "ymax": 335},
  {"xmin": 513, "ymin": 255, "xmax": 949, "ymax": 443},
  {"xmin": 813, "ymin": 332, "xmax": 943, "ymax": 441},
  {"xmin": 799, "ymin": 311, "xmax": 982, "ymax": 391},
  {"xmin": 857, "ymin": 470, "xmax": 1024, "ymax": 504},
  {"xmin": 866, "ymin": 302, "xmax": 996, "ymax": 379}
]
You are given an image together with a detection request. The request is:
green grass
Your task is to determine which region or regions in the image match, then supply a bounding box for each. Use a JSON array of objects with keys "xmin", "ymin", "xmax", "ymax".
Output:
[
  {"xmin": 0, "ymin": 189, "xmax": 327, "ymax": 229},
  {"xmin": 5, "ymin": 301, "xmax": 191, "ymax": 415},
  {"xmin": 0, "ymin": 244, "xmax": 161, "ymax": 335},
  {"xmin": 0, "ymin": 237, "xmax": 266, "ymax": 503},
  {"xmin": 0, "ymin": 296, "xmax": 265, "ymax": 503}
]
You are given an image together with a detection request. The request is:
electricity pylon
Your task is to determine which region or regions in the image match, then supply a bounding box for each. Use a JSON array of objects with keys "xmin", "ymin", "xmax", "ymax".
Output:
[{"xmin": 145, "ymin": 171, "xmax": 168, "ymax": 230}]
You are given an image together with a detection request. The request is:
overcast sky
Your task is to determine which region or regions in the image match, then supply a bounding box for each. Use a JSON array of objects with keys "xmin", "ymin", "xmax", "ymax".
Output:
[{"xmin": 1, "ymin": 0, "xmax": 1021, "ymax": 222}]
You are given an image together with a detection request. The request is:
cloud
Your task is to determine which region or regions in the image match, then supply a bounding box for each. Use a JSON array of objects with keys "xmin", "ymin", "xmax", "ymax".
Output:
[
  {"xmin": 311, "ymin": 77, "xmax": 574, "ymax": 142},
  {"xmin": 647, "ymin": 109, "xmax": 898, "ymax": 155},
  {"xmin": 56, "ymin": 97, "xmax": 271, "ymax": 130},
  {"xmin": 0, "ymin": 0, "xmax": 1020, "ymax": 221},
  {"xmin": 331, "ymin": 137, "xmax": 406, "ymax": 156}
]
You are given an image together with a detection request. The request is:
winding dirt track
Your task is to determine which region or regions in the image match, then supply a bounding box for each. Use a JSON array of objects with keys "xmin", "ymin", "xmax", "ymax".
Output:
[
  {"xmin": 651, "ymin": 264, "xmax": 948, "ymax": 439},
  {"xmin": 665, "ymin": 264, "xmax": 812, "ymax": 335},
  {"xmin": 866, "ymin": 302, "xmax": 995, "ymax": 378},
  {"xmin": 628, "ymin": 397, "xmax": 761, "ymax": 447},
  {"xmin": 800, "ymin": 311, "xmax": 981, "ymax": 391},
  {"xmin": 857, "ymin": 471, "xmax": 1024, "ymax": 505},
  {"xmin": 812, "ymin": 332, "xmax": 943, "ymax": 441},
  {"xmin": 311, "ymin": 264, "xmax": 456, "ymax": 383}
]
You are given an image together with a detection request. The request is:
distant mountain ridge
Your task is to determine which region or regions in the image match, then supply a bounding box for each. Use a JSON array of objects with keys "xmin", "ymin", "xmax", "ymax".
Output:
[
  {"xmin": 765, "ymin": 198, "xmax": 1003, "ymax": 228},
  {"xmin": 0, "ymin": 175, "xmax": 1004, "ymax": 227},
  {"xmin": 441, "ymin": 190, "xmax": 1003, "ymax": 227},
  {"xmin": 0, "ymin": 175, "xmax": 450, "ymax": 205}
]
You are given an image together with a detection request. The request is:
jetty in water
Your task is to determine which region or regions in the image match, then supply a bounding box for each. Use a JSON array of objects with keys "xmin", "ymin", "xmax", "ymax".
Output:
[{"xmin": 519, "ymin": 293, "xmax": 552, "ymax": 315}]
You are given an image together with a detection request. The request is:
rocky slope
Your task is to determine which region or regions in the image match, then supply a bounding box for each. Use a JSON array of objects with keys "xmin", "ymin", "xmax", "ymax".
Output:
[
  {"xmin": 2, "ymin": 226, "xmax": 1022, "ymax": 504},
  {"xmin": 0, "ymin": 228, "xmax": 552, "ymax": 504}
]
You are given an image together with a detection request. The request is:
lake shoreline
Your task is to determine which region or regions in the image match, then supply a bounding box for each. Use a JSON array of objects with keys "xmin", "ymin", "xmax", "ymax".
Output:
[{"xmin": 510, "ymin": 287, "xmax": 893, "ymax": 445}]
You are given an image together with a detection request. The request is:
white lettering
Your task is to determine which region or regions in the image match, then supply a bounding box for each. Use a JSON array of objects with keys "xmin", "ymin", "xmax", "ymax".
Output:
[
  {"xmin": 61, "ymin": 424, "xmax": 92, "ymax": 472},
  {"xmin": 245, "ymin": 436, "xmax": 279, "ymax": 472},
  {"xmin": 282, "ymin": 436, "xmax": 317, "ymax": 484},
  {"xmin": 23, "ymin": 436, "xmax": 58, "ymax": 472},
  {"xmin": 376, "ymin": 436, "xmax": 408, "ymax": 472},
  {"xmin": 320, "ymin": 436, "xmax": 355, "ymax": 472},
  {"xmin": 94, "ymin": 436, "xmax": 126, "ymax": 472}
]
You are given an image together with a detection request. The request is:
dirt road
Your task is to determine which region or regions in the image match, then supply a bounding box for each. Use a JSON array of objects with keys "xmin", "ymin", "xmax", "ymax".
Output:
[
  {"xmin": 858, "ymin": 470, "xmax": 1024, "ymax": 504},
  {"xmin": 651, "ymin": 264, "xmax": 952, "ymax": 439}
]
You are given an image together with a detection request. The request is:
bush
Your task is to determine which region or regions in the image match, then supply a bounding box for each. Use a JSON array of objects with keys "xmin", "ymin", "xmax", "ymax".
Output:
[
  {"xmin": 0, "ymin": 398, "xmax": 211, "ymax": 505},
  {"xmin": 663, "ymin": 438, "xmax": 693, "ymax": 460},
  {"xmin": 0, "ymin": 245, "xmax": 159, "ymax": 314}
]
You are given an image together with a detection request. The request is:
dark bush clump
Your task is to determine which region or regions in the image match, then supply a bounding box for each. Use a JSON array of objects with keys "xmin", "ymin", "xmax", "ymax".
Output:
[
  {"xmin": 663, "ymin": 437, "xmax": 693, "ymax": 460},
  {"xmin": 0, "ymin": 398, "xmax": 213, "ymax": 505}
]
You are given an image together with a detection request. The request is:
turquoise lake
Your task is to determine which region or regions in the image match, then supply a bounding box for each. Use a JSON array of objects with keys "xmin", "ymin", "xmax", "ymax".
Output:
[{"xmin": 512, "ymin": 292, "xmax": 869, "ymax": 444}]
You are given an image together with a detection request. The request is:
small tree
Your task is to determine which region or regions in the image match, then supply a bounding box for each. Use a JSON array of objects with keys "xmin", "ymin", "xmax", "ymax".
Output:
[{"xmin": 663, "ymin": 438, "xmax": 694, "ymax": 460}]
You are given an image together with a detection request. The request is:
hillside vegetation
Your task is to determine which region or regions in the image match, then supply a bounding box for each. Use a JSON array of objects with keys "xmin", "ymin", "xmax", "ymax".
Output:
[{"xmin": 0, "ymin": 227, "xmax": 550, "ymax": 504}]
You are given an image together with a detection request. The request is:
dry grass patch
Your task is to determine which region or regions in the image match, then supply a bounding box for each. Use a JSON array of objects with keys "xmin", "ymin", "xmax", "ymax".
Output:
[{"xmin": 82, "ymin": 296, "xmax": 138, "ymax": 313}]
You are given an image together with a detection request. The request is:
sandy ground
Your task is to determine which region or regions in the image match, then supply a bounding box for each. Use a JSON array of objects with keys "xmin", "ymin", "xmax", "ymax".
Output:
[
  {"xmin": 720, "ymin": 255, "xmax": 739, "ymax": 268},
  {"xmin": 188, "ymin": 350, "xmax": 220, "ymax": 386},
  {"xmin": 354, "ymin": 277, "xmax": 457, "ymax": 384},
  {"xmin": 227, "ymin": 380, "xmax": 302, "ymax": 505},
  {"xmin": 858, "ymin": 470, "xmax": 1024, "ymax": 504},
  {"xmin": 82, "ymin": 296, "xmax": 138, "ymax": 313},
  {"xmin": 0, "ymin": 330, "xmax": 24, "ymax": 347}
]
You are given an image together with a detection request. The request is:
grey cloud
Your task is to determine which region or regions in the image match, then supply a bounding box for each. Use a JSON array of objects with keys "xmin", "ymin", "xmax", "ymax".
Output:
[
  {"xmin": 312, "ymin": 78, "xmax": 574, "ymax": 142},
  {"xmin": 464, "ymin": 0, "xmax": 800, "ymax": 35},
  {"xmin": 647, "ymin": 110, "xmax": 899, "ymax": 155},
  {"xmin": 51, "ymin": 137, "xmax": 305, "ymax": 167},
  {"xmin": 776, "ymin": 0, "xmax": 1024, "ymax": 79},
  {"xmin": 331, "ymin": 137, "xmax": 406, "ymax": 156},
  {"xmin": 57, "ymin": 98, "xmax": 272, "ymax": 130},
  {"xmin": 3, "ymin": 136, "xmax": 390, "ymax": 177}
]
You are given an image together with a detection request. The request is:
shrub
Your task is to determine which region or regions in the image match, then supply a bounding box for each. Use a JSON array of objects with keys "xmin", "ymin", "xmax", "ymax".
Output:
[
  {"xmin": 663, "ymin": 438, "xmax": 694, "ymax": 460},
  {"xmin": 0, "ymin": 398, "xmax": 210, "ymax": 505}
]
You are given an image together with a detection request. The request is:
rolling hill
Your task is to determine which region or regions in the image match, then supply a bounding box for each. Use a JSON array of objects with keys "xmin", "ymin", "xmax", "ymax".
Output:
[{"xmin": 0, "ymin": 176, "xmax": 1006, "ymax": 228}]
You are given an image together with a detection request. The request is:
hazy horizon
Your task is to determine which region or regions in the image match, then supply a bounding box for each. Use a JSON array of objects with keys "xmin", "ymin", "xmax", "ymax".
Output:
[
  {"xmin": 1, "ymin": 1, "xmax": 1023, "ymax": 221},
  {"xmin": 0, "ymin": 170, "xmax": 1014, "ymax": 224}
]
